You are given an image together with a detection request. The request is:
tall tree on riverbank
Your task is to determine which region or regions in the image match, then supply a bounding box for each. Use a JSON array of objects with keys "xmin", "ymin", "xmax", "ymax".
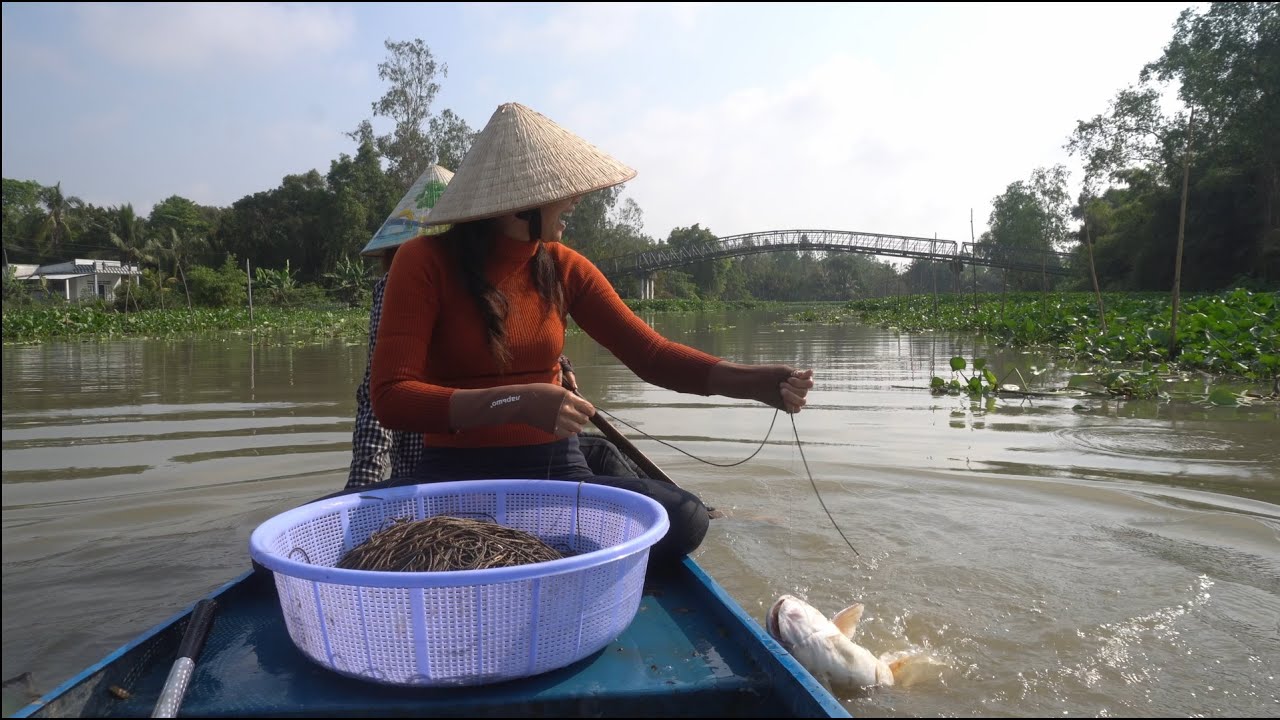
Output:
[
  {"xmin": 1147, "ymin": 2, "xmax": 1280, "ymax": 283},
  {"xmin": 980, "ymin": 166, "xmax": 1070, "ymax": 293},
  {"xmin": 34, "ymin": 182, "xmax": 83, "ymax": 258},
  {"xmin": 350, "ymin": 39, "xmax": 477, "ymax": 186},
  {"xmin": 1067, "ymin": 2, "xmax": 1278, "ymax": 355}
]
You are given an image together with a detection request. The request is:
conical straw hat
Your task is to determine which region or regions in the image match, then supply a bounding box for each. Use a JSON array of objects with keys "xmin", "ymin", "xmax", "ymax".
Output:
[
  {"xmin": 360, "ymin": 164, "xmax": 455, "ymax": 256},
  {"xmin": 425, "ymin": 102, "xmax": 636, "ymax": 226}
]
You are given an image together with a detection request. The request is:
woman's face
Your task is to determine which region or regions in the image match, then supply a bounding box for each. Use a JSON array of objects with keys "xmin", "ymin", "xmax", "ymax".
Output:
[{"xmin": 538, "ymin": 194, "xmax": 584, "ymax": 243}]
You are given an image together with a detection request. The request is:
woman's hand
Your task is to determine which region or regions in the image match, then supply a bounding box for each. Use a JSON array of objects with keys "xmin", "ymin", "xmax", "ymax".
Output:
[
  {"xmin": 708, "ymin": 362, "xmax": 816, "ymax": 414},
  {"xmin": 552, "ymin": 391, "xmax": 594, "ymax": 438},
  {"xmin": 448, "ymin": 383, "xmax": 594, "ymax": 436},
  {"xmin": 779, "ymin": 368, "xmax": 814, "ymax": 414}
]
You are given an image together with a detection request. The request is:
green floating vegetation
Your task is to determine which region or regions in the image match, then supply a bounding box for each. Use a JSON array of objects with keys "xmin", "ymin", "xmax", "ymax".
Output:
[
  {"xmin": 932, "ymin": 356, "xmax": 1000, "ymax": 397},
  {"xmin": 2, "ymin": 305, "xmax": 371, "ymax": 344},
  {"xmin": 837, "ymin": 289, "xmax": 1278, "ymax": 380}
]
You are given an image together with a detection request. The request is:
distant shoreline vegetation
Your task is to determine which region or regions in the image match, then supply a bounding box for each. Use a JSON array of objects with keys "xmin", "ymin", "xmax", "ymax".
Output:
[
  {"xmin": 0, "ymin": 297, "xmax": 777, "ymax": 344},
  {"xmin": 812, "ymin": 289, "xmax": 1278, "ymax": 381},
  {"xmin": 4, "ymin": 291, "xmax": 1274, "ymax": 383}
]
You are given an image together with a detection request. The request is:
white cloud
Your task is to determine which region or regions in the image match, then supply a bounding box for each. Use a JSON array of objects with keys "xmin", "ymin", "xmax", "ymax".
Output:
[
  {"xmin": 2, "ymin": 39, "xmax": 85, "ymax": 84},
  {"xmin": 667, "ymin": 2, "xmax": 710, "ymax": 32},
  {"xmin": 75, "ymin": 2, "xmax": 352, "ymax": 71},
  {"xmin": 71, "ymin": 107, "xmax": 132, "ymax": 141},
  {"xmin": 491, "ymin": 2, "xmax": 705, "ymax": 56},
  {"xmin": 602, "ymin": 53, "xmax": 980, "ymax": 243},
  {"xmin": 582, "ymin": 3, "xmax": 1191, "ymax": 245}
]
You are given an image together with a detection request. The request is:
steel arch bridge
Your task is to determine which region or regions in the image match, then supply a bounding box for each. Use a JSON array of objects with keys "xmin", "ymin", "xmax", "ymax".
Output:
[{"xmin": 597, "ymin": 229, "xmax": 1075, "ymax": 298}]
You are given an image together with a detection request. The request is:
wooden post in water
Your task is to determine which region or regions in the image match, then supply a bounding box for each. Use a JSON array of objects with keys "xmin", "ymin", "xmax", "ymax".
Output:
[
  {"xmin": 1001, "ymin": 269, "xmax": 1007, "ymax": 322},
  {"xmin": 970, "ymin": 209, "xmax": 978, "ymax": 315},
  {"xmin": 932, "ymin": 233, "xmax": 938, "ymax": 319},
  {"xmin": 1170, "ymin": 106, "xmax": 1196, "ymax": 360},
  {"xmin": 246, "ymin": 259, "xmax": 254, "ymax": 325},
  {"xmin": 1084, "ymin": 209, "xmax": 1107, "ymax": 333}
]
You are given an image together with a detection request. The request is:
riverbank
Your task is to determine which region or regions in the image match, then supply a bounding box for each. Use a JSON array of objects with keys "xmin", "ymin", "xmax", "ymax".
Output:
[{"xmin": 5, "ymin": 292, "xmax": 1275, "ymax": 384}]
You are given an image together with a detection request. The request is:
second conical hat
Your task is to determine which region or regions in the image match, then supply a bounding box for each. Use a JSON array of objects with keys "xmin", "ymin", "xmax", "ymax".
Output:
[{"xmin": 360, "ymin": 164, "xmax": 456, "ymax": 256}]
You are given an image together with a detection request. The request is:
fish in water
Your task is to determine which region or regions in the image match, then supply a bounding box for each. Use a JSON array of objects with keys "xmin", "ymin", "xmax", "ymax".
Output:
[{"xmin": 766, "ymin": 594, "xmax": 911, "ymax": 695}]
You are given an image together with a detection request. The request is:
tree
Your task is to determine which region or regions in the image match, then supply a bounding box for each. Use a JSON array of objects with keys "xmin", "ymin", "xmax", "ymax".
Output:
[
  {"xmin": 324, "ymin": 187, "xmax": 370, "ymax": 271},
  {"xmin": 1067, "ymin": 86, "xmax": 1175, "ymax": 182},
  {"xmin": 213, "ymin": 170, "xmax": 330, "ymax": 281},
  {"xmin": 2, "ymin": 263, "xmax": 25, "ymax": 304},
  {"xmin": 34, "ymin": 182, "xmax": 84, "ymax": 257},
  {"xmin": 353, "ymin": 39, "xmax": 446, "ymax": 188},
  {"xmin": 666, "ymin": 224, "xmax": 728, "ymax": 299},
  {"xmin": 108, "ymin": 204, "xmax": 150, "ymax": 313},
  {"xmin": 3, "ymin": 179, "xmax": 44, "ymax": 260},
  {"xmin": 1071, "ymin": 191, "xmax": 1108, "ymax": 332},
  {"xmin": 1143, "ymin": 2, "xmax": 1279, "ymax": 347},
  {"xmin": 325, "ymin": 137, "xmax": 396, "ymax": 267},
  {"xmin": 428, "ymin": 109, "xmax": 476, "ymax": 172},
  {"xmin": 1062, "ymin": 3, "xmax": 1273, "ymax": 355},
  {"xmin": 146, "ymin": 228, "xmax": 204, "ymax": 310},
  {"xmin": 326, "ymin": 138, "xmax": 396, "ymax": 232},
  {"xmin": 563, "ymin": 186, "xmax": 654, "ymax": 261},
  {"xmin": 324, "ymin": 255, "xmax": 372, "ymax": 307},
  {"xmin": 982, "ymin": 184, "xmax": 1038, "ymax": 292},
  {"xmin": 1029, "ymin": 166, "xmax": 1071, "ymax": 252},
  {"xmin": 148, "ymin": 195, "xmax": 210, "ymax": 240},
  {"xmin": 1144, "ymin": 2, "xmax": 1279, "ymax": 254}
]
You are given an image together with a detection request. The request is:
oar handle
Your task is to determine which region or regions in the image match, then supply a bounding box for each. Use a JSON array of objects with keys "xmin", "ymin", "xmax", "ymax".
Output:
[
  {"xmin": 561, "ymin": 375, "xmax": 674, "ymax": 486},
  {"xmin": 561, "ymin": 371, "xmax": 724, "ymax": 519},
  {"xmin": 151, "ymin": 599, "xmax": 218, "ymax": 718}
]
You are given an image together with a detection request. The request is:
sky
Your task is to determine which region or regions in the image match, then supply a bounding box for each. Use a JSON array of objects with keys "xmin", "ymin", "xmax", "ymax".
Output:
[{"xmin": 2, "ymin": 2, "xmax": 1199, "ymax": 247}]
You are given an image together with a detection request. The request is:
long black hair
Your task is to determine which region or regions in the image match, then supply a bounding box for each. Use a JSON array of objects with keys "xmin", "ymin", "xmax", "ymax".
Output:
[{"xmin": 443, "ymin": 213, "xmax": 565, "ymax": 368}]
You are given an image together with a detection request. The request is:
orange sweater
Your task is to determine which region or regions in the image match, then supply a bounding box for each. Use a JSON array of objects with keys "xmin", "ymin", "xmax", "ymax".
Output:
[{"xmin": 370, "ymin": 234, "xmax": 723, "ymax": 448}]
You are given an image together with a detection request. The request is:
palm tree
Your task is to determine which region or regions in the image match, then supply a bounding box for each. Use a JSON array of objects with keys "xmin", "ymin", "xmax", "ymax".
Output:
[
  {"xmin": 146, "ymin": 229, "xmax": 204, "ymax": 311},
  {"xmin": 34, "ymin": 182, "xmax": 84, "ymax": 258},
  {"xmin": 107, "ymin": 204, "xmax": 147, "ymax": 311},
  {"xmin": 108, "ymin": 204, "xmax": 150, "ymax": 314}
]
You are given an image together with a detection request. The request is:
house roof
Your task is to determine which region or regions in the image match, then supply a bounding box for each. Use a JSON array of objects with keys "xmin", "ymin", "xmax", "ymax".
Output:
[
  {"xmin": 30, "ymin": 259, "xmax": 141, "ymax": 276},
  {"xmin": 33, "ymin": 273, "xmax": 90, "ymax": 281},
  {"xmin": 8, "ymin": 263, "xmax": 39, "ymax": 280},
  {"xmin": 67, "ymin": 263, "xmax": 139, "ymax": 276}
]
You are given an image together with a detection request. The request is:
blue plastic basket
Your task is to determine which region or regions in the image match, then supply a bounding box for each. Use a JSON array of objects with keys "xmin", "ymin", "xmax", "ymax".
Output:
[{"xmin": 249, "ymin": 479, "xmax": 669, "ymax": 687}]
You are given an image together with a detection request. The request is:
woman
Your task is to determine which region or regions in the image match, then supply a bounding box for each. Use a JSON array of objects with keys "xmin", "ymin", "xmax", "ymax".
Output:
[
  {"xmin": 347, "ymin": 162, "xmax": 592, "ymax": 489},
  {"xmin": 371, "ymin": 102, "xmax": 814, "ymax": 564}
]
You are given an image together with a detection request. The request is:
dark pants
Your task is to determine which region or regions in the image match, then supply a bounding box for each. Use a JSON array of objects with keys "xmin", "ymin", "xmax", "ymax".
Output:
[{"xmin": 378, "ymin": 435, "xmax": 708, "ymax": 566}]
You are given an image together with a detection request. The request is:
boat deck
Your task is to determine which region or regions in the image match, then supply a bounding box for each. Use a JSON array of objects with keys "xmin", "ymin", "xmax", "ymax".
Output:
[{"xmin": 19, "ymin": 559, "xmax": 848, "ymax": 718}]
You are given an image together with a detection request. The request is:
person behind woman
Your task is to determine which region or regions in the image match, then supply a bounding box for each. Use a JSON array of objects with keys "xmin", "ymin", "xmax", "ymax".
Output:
[
  {"xmin": 370, "ymin": 102, "xmax": 814, "ymax": 565},
  {"xmin": 346, "ymin": 164, "xmax": 455, "ymax": 489}
]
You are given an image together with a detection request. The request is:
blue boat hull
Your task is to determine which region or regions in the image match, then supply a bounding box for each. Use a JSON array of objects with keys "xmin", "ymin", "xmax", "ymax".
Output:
[{"xmin": 14, "ymin": 557, "xmax": 848, "ymax": 718}]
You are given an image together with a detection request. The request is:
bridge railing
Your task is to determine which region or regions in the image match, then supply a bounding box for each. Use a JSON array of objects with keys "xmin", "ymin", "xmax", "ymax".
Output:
[
  {"xmin": 597, "ymin": 229, "xmax": 1075, "ymax": 276},
  {"xmin": 599, "ymin": 229, "xmax": 959, "ymax": 274},
  {"xmin": 959, "ymin": 242, "xmax": 1075, "ymax": 274}
]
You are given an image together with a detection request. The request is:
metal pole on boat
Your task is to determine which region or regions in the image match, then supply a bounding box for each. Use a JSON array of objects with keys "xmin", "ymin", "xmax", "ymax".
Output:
[{"xmin": 151, "ymin": 599, "xmax": 218, "ymax": 718}]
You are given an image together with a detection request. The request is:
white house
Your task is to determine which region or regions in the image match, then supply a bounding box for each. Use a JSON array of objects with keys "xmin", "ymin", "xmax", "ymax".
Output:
[
  {"xmin": 9, "ymin": 263, "xmax": 39, "ymax": 280},
  {"xmin": 17, "ymin": 259, "xmax": 142, "ymax": 302}
]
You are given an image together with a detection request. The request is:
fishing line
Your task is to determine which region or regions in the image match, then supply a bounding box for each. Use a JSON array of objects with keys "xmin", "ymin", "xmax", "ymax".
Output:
[
  {"xmin": 790, "ymin": 413, "xmax": 860, "ymax": 557},
  {"xmin": 545, "ymin": 438, "xmax": 585, "ymax": 555},
  {"xmin": 592, "ymin": 404, "xmax": 861, "ymax": 557},
  {"xmin": 595, "ymin": 406, "xmax": 779, "ymax": 467}
]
